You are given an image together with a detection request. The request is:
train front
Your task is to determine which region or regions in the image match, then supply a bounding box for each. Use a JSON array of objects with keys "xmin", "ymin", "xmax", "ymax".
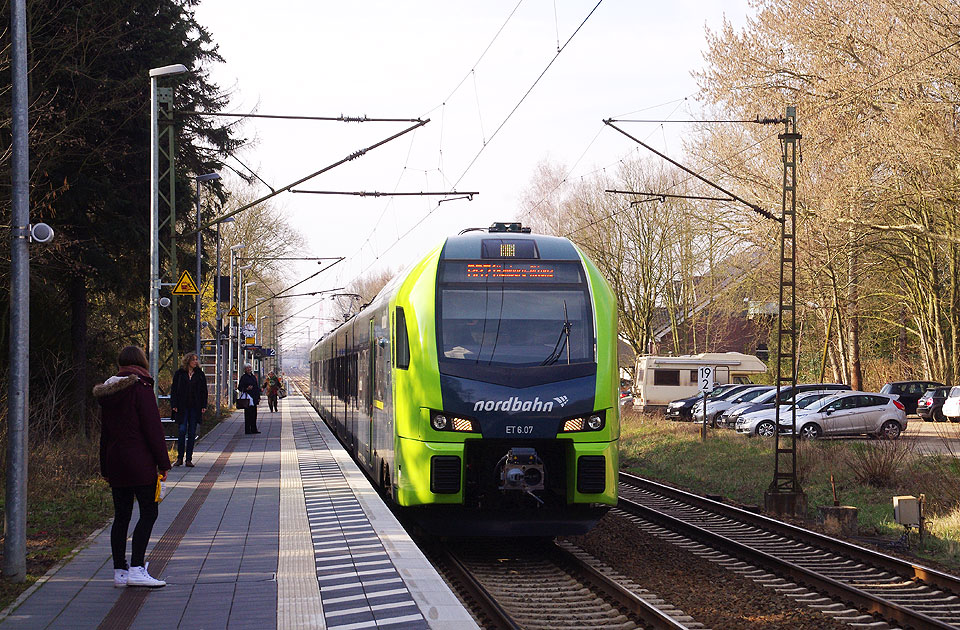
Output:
[{"xmin": 399, "ymin": 225, "xmax": 618, "ymax": 536}]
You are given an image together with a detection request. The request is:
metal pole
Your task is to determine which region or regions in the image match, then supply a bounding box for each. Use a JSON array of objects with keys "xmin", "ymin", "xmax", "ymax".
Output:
[
  {"xmin": 215, "ymin": 222, "xmax": 221, "ymax": 416},
  {"xmin": 4, "ymin": 0, "xmax": 29, "ymax": 582},
  {"xmin": 195, "ymin": 187, "xmax": 201, "ymax": 353},
  {"xmin": 149, "ymin": 74, "xmax": 160, "ymax": 391},
  {"xmin": 228, "ymin": 250, "xmax": 235, "ymax": 403}
]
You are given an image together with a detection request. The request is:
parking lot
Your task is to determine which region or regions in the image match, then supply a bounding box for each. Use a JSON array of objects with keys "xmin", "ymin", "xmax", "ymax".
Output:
[{"xmin": 902, "ymin": 420, "xmax": 960, "ymax": 455}]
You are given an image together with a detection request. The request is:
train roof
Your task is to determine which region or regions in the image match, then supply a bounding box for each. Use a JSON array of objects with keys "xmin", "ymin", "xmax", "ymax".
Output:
[{"xmin": 440, "ymin": 230, "xmax": 581, "ymax": 261}]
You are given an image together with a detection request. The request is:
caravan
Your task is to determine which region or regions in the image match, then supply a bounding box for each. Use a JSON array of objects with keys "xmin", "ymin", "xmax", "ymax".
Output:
[{"xmin": 632, "ymin": 352, "xmax": 767, "ymax": 413}]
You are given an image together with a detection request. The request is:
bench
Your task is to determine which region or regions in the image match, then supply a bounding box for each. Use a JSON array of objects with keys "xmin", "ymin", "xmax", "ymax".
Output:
[{"xmin": 158, "ymin": 394, "xmax": 177, "ymax": 442}]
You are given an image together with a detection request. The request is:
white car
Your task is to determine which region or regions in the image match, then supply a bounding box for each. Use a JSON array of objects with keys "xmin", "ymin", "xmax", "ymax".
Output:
[
  {"xmin": 778, "ymin": 391, "xmax": 907, "ymax": 439},
  {"xmin": 942, "ymin": 386, "xmax": 960, "ymax": 420},
  {"xmin": 692, "ymin": 386, "xmax": 773, "ymax": 427},
  {"xmin": 735, "ymin": 391, "xmax": 835, "ymax": 437}
]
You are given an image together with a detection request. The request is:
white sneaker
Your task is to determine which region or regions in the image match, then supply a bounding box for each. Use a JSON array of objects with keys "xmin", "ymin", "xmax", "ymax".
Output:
[
  {"xmin": 126, "ymin": 563, "xmax": 166, "ymax": 588},
  {"xmin": 114, "ymin": 568, "xmax": 128, "ymax": 588}
]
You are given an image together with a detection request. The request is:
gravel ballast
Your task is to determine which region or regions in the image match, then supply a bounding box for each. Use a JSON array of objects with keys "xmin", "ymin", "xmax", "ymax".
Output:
[{"xmin": 566, "ymin": 512, "xmax": 856, "ymax": 630}]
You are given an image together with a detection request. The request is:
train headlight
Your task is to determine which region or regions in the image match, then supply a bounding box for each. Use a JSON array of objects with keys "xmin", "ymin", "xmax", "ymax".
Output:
[
  {"xmin": 430, "ymin": 412, "xmax": 477, "ymax": 432},
  {"xmin": 561, "ymin": 412, "xmax": 605, "ymax": 432}
]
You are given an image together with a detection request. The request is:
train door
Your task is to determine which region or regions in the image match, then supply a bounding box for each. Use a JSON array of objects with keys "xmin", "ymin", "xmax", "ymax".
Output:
[{"xmin": 367, "ymin": 318, "xmax": 376, "ymax": 470}]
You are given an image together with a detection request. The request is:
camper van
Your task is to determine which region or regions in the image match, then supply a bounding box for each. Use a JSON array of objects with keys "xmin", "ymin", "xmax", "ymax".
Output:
[{"xmin": 632, "ymin": 352, "xmax": 767, "ymax": 413}]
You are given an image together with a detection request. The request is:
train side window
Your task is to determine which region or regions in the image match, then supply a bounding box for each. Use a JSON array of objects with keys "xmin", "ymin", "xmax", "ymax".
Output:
[{"xmin": 396, "ymin": 307, "xmax": 410, "ymax": 370}]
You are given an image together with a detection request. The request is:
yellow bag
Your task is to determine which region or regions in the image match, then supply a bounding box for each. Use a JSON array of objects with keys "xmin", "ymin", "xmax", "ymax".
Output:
[{"xmin": 154, "ymin": 475, "xmax": 166, "ymax": 503}]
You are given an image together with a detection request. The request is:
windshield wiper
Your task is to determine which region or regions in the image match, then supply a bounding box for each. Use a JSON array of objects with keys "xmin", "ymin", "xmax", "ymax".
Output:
[{"xmin": 541, "ymin": 301, "xmax": 572, "ymax": 366}]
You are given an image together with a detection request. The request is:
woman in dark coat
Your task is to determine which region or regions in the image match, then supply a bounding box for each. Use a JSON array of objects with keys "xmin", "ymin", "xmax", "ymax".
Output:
[
  {"xmin": 237, "ymin": 363, "xmax": 261, "ymax": 434},
  {"xmin": 170, "ymin": 352, "xmax": 207, "ymax": 467},
  {"xmin": 94, "ymin": 345, "xmax": 171, "ymax": 588}
]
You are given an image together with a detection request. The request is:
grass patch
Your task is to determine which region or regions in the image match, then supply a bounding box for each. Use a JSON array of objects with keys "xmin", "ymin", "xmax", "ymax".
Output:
[{"xmin": 620, "ymin": 411, "xmax": 960, "ymax": 569}]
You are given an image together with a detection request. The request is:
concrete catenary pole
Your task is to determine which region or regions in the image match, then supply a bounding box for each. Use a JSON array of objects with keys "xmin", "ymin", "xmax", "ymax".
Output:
[{"xmin": 4, "ymin": 0, "xmax": 30, "ymax": 582}]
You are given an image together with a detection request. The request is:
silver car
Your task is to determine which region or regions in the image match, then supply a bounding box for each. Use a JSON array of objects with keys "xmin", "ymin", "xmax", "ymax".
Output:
[
  {"xmin": 778, "ymin": 391, "xmax": 907, "ymax": 439},
  {"xmin": 735, "ymin": 391, "xmax": 835, "ymax": 437},
  {"xmin": 692, "ymin": 386, "xmax": 774, "ymax": 427}
]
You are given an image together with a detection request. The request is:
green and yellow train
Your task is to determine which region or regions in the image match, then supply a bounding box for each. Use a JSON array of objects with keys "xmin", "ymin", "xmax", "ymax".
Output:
[{"xmin": 308, "ymin": 223, "xmax": 619, "ymax": 535}]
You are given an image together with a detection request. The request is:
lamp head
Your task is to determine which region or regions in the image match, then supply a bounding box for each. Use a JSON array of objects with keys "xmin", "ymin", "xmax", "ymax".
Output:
[
  {"xmin": 230, "ymin": 243, "xmax": 246, "ymax": 251},
  {"xmin": 196, "ymin": 172, "xmax": 221, "ymax": 182},
  {"xmin": 149, "ymin": 64, "xmax": 188, "ymax": 78}
]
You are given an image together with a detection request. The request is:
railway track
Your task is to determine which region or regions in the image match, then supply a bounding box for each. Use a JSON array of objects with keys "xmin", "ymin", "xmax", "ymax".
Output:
[
  {"xmin": 422, "ymin": 537, "xmax": 703, "ymax": 630},
  {"xmin": 618, "ymin": 471, "xmax": 960, "ymax": 629}
]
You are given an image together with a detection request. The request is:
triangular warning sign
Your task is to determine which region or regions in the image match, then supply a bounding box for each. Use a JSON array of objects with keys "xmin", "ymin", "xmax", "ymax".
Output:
[
  {"xmin": 245, "ymin": 313, "xmax": 255, "ymax": 324},
  {"xmin": 227, "ymin": 306, "xmax": 240, "ymax": 318},
  {"xmin": 171, "ymin": 270, "xmax": 200, "ymax": 296},
  {"xmin": 173, "ymin": 269, "xmax": 200, "ymax": 295}
]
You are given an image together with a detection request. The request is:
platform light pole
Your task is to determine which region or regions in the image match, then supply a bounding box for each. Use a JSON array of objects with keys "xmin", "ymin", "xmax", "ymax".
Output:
[
  {"xmin": 214, "ymin": 217, "xmax": 234, "ymax": 415},
  {"xmin": 227, "ymin": 245, "xmax": 245, "ymax": 403},
  {"xmin": 149, "ymin": 63, "xmax": 187, "ymax": 392},
  {"xmin": 243, "ymin": 281, "xmax": 256, "ymax": 372},
  {"xmin": 193, "ymin": 172, "xmax": 220, "ymax": 354},
  {"xmin": 4, "ymin": 0, "xmax": 29, "ymax": 582}
]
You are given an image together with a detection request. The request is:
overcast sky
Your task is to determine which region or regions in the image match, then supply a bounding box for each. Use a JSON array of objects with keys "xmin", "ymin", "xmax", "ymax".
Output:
[{"xmin": 191, "ymin": 0, "xmax": 752, "ymax": 345}]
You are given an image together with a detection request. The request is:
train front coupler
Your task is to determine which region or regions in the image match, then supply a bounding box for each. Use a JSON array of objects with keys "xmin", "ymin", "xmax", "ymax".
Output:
[{"xmin": 497, "ymin": 447, "xmax": 545, "ymax": 506}]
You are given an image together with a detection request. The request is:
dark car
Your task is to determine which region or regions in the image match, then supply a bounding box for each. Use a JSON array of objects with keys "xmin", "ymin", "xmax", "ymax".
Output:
[
  {"xmin": 880, "ymin": 381, "xmax": 945, "ymax": 416},
  {"xmin": 918, "ymin": 386, "xmax": 951, "ymax": 422},
  {"xmin": 664, "ymin": 384, "xmax": 753, "ymax": 421}
]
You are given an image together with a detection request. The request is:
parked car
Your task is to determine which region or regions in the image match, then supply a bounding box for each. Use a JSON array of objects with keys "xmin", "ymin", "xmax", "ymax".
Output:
[
  {"xmin": 778, "ymin": 391, "xmax": 907, "ymax": 439},
  {"xmin": 942, "ymin": 386, "xmax": 960, "ymax": 421},
  {"xmin": 692, "ymin": 386, "xmax": 774, "ymax": 427},
  {"xmin": 917, "ymin": 386, "xmax": 951, "ymax": 422},
  {"xmin": 717, "ymin": 383, "xmax": 850, "ymax": 429},
  {"xmin": 880, "ymin": 380, "xmax": 945, "ymax": 415},
  {"xmin": 664, "ymin": 383, "xmax": 750, "ymax": 421},
  {"xmin": 735, "ymin": 391, "xmax": 836, "ymax": 437}
]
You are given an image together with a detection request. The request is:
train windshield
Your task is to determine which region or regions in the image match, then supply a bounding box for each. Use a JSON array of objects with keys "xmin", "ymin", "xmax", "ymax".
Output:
[{"xmin": 437, "ymin": 261, "xmax": 593, "ymax": 367}]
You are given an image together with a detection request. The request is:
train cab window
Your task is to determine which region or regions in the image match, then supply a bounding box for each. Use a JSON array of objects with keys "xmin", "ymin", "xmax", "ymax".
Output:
[
  {"xmin": 437, "ymin": 261, "xmax": 593, "ymax": 367},
  {"xmin": 395, "ymin": 307, "xmax": 410, "ymax": 370},
  {"xmin": 653, "ymin": 369, "xmax": 680, "ymax": 386}
]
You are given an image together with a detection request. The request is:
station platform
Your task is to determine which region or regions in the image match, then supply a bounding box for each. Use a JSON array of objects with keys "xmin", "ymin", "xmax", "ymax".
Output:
[{"xmin": 0, "ymin": 391, "xmax": 477, "ymax": 630}]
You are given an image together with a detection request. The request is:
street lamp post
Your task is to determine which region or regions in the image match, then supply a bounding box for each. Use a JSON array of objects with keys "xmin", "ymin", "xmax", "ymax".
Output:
[
  {"xmin": 243, "ymin": 281, "xmax": 256, "ymax": 374},
  {"xmin": 228, "ymin": 246, "xmax": 245, "ymax": 403},
  {"xmin": 149, "ymin": 63, "xmax": 187, "ymax": 393},
  {"xmin": 193, "ymin": 172, "xmax": 220, "ymax": 355},
  {"xmin": 214, "ymin": 218, "xmax": 235, "ymax": 415},
  {"xmin": 236, "ymin": 266, "xmax": 251, "ymax": 379}
]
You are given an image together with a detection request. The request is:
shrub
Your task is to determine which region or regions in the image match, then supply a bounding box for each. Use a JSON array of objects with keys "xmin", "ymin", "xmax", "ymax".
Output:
[{"xmin": 847, "ymin": 438, "xmax": 914, "ymax": 487}]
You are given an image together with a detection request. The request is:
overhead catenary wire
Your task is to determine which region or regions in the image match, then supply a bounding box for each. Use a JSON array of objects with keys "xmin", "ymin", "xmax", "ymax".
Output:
[
  {"xmin": 355, "ymin": 0, "xmax": 606, "ymax": 278},
  {"xmin": 178, "ymin": 111, "xmax": 424, "ymax": 123},
  {"xmin": 579, "ymin": 37, "xmax": 960, "ymax": 237},
  {"xmin": 187, "ymin": 119, "xmax": 428, "ymax": 236},
  {"xmin": 601, "ymin": 119, "xmax": 780, "ymax": 222}
]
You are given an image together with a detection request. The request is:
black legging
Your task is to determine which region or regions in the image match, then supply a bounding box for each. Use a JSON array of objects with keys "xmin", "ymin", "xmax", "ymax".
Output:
[
  {"xmin": 244, "ymin": 404, "xmax": 259, "ymax": 433},
  {"xmin": 111, "ymin": 484, "xmax": 158, "ymax": 569}
]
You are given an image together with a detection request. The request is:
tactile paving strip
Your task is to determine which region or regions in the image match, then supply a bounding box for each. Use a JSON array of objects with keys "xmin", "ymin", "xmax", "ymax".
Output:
[{"xmin": 293, "ymin": 418, "xmax": 429, "ymax": 630}]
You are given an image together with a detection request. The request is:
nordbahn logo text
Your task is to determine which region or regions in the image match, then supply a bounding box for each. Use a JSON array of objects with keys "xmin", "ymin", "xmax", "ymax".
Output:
[{"xmin": 473, "ymin": 396, "xmax": 560, "ymax": 413}]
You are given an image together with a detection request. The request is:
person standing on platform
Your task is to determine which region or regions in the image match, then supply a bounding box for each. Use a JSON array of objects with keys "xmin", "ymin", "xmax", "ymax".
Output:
[
  {"xmin": 262, "ymin": 370, "xmax": 282, "ymax": 412},
  {"xmin": 94, "ymin": 345, "xmax": 170, "ymax": 588},
  {"xmin": 170, "ymin": 352, "xmax": 207, "ymax": 467},
  {"xmin": 238, "ymin": 363, "xmax": 261, "ymax": 434}
]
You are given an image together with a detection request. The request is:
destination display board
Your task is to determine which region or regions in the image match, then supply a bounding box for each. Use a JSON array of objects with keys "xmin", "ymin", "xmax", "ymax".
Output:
[{"xmin": 440, "ymin": 261, "xmax": 583, "ymax": 283}]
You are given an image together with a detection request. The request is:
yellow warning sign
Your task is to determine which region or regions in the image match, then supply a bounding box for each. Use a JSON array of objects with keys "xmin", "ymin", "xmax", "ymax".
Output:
[
  {"xmin": 227, "ymin": 306, "xmax": 240, "ymax": 318},
  {"xmin": 171, "ymin": 270, "xmax": 199, "ymax": 296},
  {"xmin": 245, "ymin": 314, "xmax": 255, "ymax": 324}
]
